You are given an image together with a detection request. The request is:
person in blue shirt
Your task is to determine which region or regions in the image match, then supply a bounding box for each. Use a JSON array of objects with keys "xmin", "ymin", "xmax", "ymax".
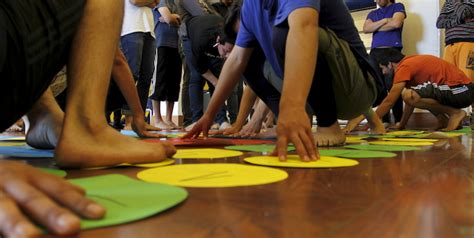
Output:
[
  {"xmin": 185, "ymin": 0, "xmax": 384, "ymax": 161},
  {"xmin": 364, "ymin": 0, "xmax": 406, "ymax": 127}
]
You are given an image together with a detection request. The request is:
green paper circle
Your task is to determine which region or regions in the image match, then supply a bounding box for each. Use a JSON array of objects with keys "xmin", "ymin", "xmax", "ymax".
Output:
[
  {"xmin": 319, "ymin": 149, "xmax": 396, "ymax": 158},
  {"xmin": 41, "ymin": 168, "xmax": 67, "ymax": 177},
  {"xmin": 69, "ymin": 174, "xmax": 187, "ymax": 230},
  {"xmin": 344, "ymin": 144, "xmax": 421, "ymax": 152}
]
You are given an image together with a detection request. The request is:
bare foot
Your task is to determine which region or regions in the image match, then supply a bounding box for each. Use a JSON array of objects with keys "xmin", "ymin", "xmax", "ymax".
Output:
[
  {"xmin": 165, "ymin": 120, "xmax": 179, "ymax": 129},
  {"xmin": 55, "ymin": 122, "xmax": 176, "ymax": 168},
  {"xmin": 152, "ymin": 119, "xmax": 172, "ymax": 130},
  {"xmin": 26, "ymin": 111, "xmax": 63, "ymax": 150},
  {"xmin": 436, "ymin": 114, "xmax": 449, "ymax": 130},
  {"xmin": 314, "ymin": 122, "xmax": 346, "ymax": 146},
  {"xmin": 442, "ymin": 110, "xmax": 466, "ymax": 131}
]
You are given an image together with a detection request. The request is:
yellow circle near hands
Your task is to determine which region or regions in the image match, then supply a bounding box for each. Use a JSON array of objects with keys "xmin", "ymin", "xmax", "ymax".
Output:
[
  {"xmin": 382, "ymin": 138, "xmax": 438, "ymax": 142},
  {"xmin": 369, "ymin": 141, "xmax": 433, "ymax": 146},
  {"xmin": 137, "ymin": 164, "xmax": 288, "ymax": 187},
  {"xmin": 172, "ymin": 148, "xmax": 243, "ymax": 159},
  {"xmin": 127, "ymin": 159, "xmax": 175, "ymax": 168},
  {"xmin": 244, "ymin": 155, "xmax": 359, "ymax": 168}
]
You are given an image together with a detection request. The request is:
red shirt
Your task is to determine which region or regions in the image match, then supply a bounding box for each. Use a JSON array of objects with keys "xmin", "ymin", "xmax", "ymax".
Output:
[{"xmin": 394, "ymin": 55, "xmax": 471, "ymax": 87}]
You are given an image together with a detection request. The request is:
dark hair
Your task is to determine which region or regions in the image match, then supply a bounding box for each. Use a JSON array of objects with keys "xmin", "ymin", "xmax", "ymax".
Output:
[
  {"xmin": 372, "ymin": 48, "xmax": 405, "ymax": 66},
  {"xmin": 224, "ymin": 0, "xmax": 242, "ymax": 43}
]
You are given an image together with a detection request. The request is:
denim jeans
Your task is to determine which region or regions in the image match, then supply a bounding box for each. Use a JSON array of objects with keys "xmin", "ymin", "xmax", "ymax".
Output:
[
  {"xmin": 182, "ymin": 37, "xmax": 226, "ymax": 124},
  {"xmin": 120, "ymin": 32, "xmax": 156, "ymax": 112}
]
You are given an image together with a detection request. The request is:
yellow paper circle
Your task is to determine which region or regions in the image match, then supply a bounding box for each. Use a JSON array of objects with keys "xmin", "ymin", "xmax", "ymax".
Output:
[
  {"xmin": 137, "ymin": 164, "xmax": 288, "ymax": 187},
  {"xmin": 369, "ymin": 141, "xmax": 433, "ymax": 146},
  {"xmin": 0, "ymin": 142, "xmax": 27, "ymax": 147},
  {"xmin": 382, "ymin": 138, "xmax": 438, "ymax": 142},
  {"xmin": 127, "ymin": 159, "xmax": 175, "ymax": 168},
  {"xmin": 244, "ymin": 155, "xmax": 359, "ymax": 168},
  {"xmin": 172, "ymin": 148, "xmax": 243, "ymax": 159}
]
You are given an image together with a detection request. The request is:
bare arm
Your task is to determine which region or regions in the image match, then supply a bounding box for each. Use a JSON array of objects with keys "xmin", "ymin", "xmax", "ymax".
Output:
[
  {"xmin": 363, "ymin": 18, "xmax": 388, "ymax": 33},
  {"xmin": 201, "ymin": 69, "xmax": 218, "ymax": 87},
  {"xmin": 112, "ymin": 49, "xmax": 144, "ymax": 118},
  {"xmin": 158, "ymin": 6, "xmax": 181, "ymax": 26},
  {"xmin": 396, "ymin": 103, "xmax": 414, "ymax": 130},
  {"xmin": 220, "ymin": 85, "xmax": 258, "ymax": 135},
  {"xmin": 378, "ymin": 12, "xmax": 406, "ymax": 31},
  {"xmin": 239, "ymin": 99, "xmax": 270, "ymax": 136},
  {"xmin": 276, "ymin": 8, "xmax": 318, "ymax": 162},
  {"xmin": 112, "ymin": 48, "xmax": 164, "ymax": 137},
  {"xmin": 184, "ymin": 46, "xmax": 253, "ymax": 138},
  {"xmin": 375, "ymin": 82, "xmax": 406, "ymax": 119}
]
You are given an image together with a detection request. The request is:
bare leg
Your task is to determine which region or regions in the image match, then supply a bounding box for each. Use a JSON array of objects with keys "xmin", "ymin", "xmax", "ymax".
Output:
[
  {"xmin": 151, "ymin": 99, "xmax": 171, "ymax": 129},
  {"xmin": 435, "ymin": 113, "xmax": 449, "ymax": 130},
  {"xmin": 342, "ymin": 115, "xmax": 364, "ymax": 133},
  {"xmin": 26, "ymin": 88, "xmax": 63, "ymax": 149},
  {"xmin": 165, "ymin": 101, "xmax": 178, "ymax": 129},
  {"xmin": 55, "ymin": 0, "xmax": 176, "ymax": 168},
  {"xmin": 314, "ymin": 121, "xmax": 346, "ymax": 146}
]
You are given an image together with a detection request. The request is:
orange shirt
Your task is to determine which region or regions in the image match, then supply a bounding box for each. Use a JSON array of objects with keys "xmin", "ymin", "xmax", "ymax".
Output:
[{"xmin": 393, "ymin": 55, "xmax": 471, "ymax": 87}]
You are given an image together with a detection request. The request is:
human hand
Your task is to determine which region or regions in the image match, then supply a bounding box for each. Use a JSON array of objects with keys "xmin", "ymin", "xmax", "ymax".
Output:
[
  {"xmin": 389, "ymin": 122, "xmax": 405, "ymax": 130},
  {"xmin": 132, "ymin": 116, "xmax": 166, "ymax": 138},
  {"xmin": 272, "ymin": 107, "xmax": 318, "ymax": 162},
  {"xmin": 170, "ymin": 14, "xmax": 182, "ymax": 26},
  {"xmin": 183, "ymin": 114, "xmax": 213, "ymax": 138},
  {"xmin": 0, "ymin": 161, "xmax": 105, "ymax": 237},
  {"xmin": 238, "ymin": 119, "xmax": 262, "ymax": 137}
]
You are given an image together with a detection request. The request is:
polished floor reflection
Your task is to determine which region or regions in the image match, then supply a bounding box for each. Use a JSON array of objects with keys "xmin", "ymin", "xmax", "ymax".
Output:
[{"xmin": 4, "ymin": 113, "xmax": 472, "ymax": 238}]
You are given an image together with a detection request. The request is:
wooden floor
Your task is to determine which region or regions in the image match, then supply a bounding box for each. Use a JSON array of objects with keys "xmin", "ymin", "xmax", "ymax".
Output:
[{"xmin": 4, "ymin": 113, "xmax": 474, "ymax": 238}]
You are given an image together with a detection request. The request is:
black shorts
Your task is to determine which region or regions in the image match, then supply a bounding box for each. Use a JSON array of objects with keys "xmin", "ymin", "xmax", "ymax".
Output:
[
  {"xmin": 0, "ymin": 0, "xmax": 85, "ymax": 131},
  {"xmin": 411, "ymin": 82, "xmax": 474, "ymax": 108}
]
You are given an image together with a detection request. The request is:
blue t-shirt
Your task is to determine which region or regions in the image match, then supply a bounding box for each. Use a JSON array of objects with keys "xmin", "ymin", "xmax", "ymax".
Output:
[
  {"xmin": 154, "ymin": 0, "xmax": 179, "ymax": 48},
  {"xmin": 367, "ymin": 2, "xmax": 406, "ymax": 49},
  {"xmin": 236, "ymin": 0, "xmax": 368, "ymax": 79}
]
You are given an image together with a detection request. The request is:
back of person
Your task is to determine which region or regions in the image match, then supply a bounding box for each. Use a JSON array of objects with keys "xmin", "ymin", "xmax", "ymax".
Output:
[{"xmin": 395, "ymin": 55, "xmax": 472, "ymax": 87}]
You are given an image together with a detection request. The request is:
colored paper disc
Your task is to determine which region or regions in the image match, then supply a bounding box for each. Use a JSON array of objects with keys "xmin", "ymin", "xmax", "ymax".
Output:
[
  {"xmin": 172, "ymin": 148, "xmax": 243, "ymax": 159},
  {"xmin": 318, "ymin": 149, "xmax": 396, "ymax": 158},
  {"xmin": 345, "ymin": 144, "xmax": 421, "ymax": 151},
  {"xmin": 244, "ymin": 155, "xmax": 359, "ymax": 168},
  {"xmin": 70, "ymin": 174, "xmax": 187, "ymax": 229},
  {"xmin": 368, "ymin": 141, "xmax": 433, "ymax": 146},
  {"xmin": 41, "ymin": 168, "xmax": 67, "ymax": 177},
  {"xmin": 224, "ymin": 144, "xmax": 295, "ymax": 153},
  {"xmin": 137, "ymin": 164, "xmax": 288, "ymax": 188}
]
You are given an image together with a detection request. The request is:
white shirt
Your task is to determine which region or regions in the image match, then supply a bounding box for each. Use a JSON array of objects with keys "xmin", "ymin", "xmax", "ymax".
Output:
[{"xmin": 121, "ymin": 0, "xmax": 155, "ymax": 38}]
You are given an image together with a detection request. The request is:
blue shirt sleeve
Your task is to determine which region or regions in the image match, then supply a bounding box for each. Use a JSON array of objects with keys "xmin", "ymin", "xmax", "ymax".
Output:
[
  {"xmin": 393, "ymin": 3, "xmax": 406, "ymax": 17},
  {"xmin": 274, "ymin": 0, "xmax": 320, "ymax": 26},
  {"xmin": 366, "ymin": 10, "xmax": 376, "ymax": 21},
  {"xmin": 235, "ymin": 2, "xmax": 257, "ymax": 48}
]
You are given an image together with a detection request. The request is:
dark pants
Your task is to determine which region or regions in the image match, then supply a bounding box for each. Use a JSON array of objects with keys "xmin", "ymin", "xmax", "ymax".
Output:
[
  {"xmin": 182, "ymin": 37, "xmax": 226, "ymax": 124},
  {"xmin": 0, "ymin": 0, "xmax": 85, "ymax": 131},
  {"xmin": 271, "ymin": 26, "xmax": 377, "ymax": 126},
  {"xmin": 120, "ymin": 32, "xmax": 156, "ymax": 113},
  {"xmin": 370, "ymin": 47, "xmax": 403, "ymax": 123},
  {"xmin": 150, "ymin": 46, "xmax": 182, "ymax": 102}
]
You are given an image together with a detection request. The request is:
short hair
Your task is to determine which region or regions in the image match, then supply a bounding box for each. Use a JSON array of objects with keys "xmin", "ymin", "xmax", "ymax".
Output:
[
  {"xmin": 372, "ymin": 48, "xmax": 405, "ymax": 66},
  {"xmin": 224, "ymin": 0, "xmax": 242, "ymax": 44}
]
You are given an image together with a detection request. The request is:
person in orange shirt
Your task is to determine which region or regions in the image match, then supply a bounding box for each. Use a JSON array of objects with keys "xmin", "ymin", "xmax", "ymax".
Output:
[{"xmin": 375, "ymin": 49, "xmax": 474, "ymax": 130}]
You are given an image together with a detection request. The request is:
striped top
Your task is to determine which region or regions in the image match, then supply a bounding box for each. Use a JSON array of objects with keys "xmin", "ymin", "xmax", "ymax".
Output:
[{"xmin": 436, "ymin": 0, "xmax": 474, "ymax": 45}]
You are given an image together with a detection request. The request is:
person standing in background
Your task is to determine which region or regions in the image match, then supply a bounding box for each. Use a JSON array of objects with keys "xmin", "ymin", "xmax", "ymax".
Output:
[
  {"xmin": 120, "ymin": 0, "xmax": 158, "ymax": 129},
  {"xmin": 364, "ymin": 0, "xmax": 406, "ymax": 128},
  {"xmin": 436, "ymin": 0, "xmax": 474, "ymax": 127}
]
